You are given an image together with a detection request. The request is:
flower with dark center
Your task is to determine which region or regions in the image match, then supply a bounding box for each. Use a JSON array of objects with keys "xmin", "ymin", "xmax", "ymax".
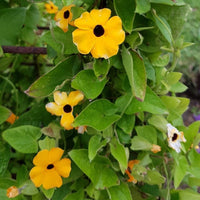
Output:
[
  {"xmin": 30, "ymin": 148, "xmax": 71, "ymax": 189},
  {"xmin": 45, "ymin": 1, "xmax": 58, "ymax": 14},
  {"xmin": 45, "ymin": 91, "xmax": 84, "ymax": 130},
  {"xmin": 72, "ymin": 8, "xmax": 125, "ymax": 59},
  {"xmin": 167, "ymin": 123, "xmax": 186, "ymax": 153},
  {"xmin": 54, "ymin": 5, "xmax": 75, "ymax": 32}
]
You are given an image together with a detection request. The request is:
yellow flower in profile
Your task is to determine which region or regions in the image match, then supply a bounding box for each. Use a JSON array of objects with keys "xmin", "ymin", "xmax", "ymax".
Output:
[
  {"xmin": 29, "ymin": 147, "xmax": 71, "ymax": 190},
  {"xmin": 54, "ymin": 5, "xmax": 75, "ymax": 32},
  {"xmin": 45, "ymin": 91, "xmax": 84, "ymax": 130},
  {"xmin": 72, "ymin": 8, "xmax": 125, "ymax": 59},
  {"xmin": 6, "ymin": 113, "xmax": 18, "ymax": 124},
  {"xmin": 6, "ymin": 186, "xmax": 20, "ymax": 198},
  {"xmin": 45, "ymin": 1, "xmax": 58, "ymax": 14},
  {"xmin": 125, "ymin": 160, "xmax": 140, "ymax": 183},
  {"xmin": 151, "ymin": 144, "xmax": 161, "ymax": 153}
]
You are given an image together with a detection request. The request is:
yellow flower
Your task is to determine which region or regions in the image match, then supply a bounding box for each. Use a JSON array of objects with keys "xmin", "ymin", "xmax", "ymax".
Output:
[
  {"xmin": 45, "ymin": 1, "xmax": 58, "ymax": 14},
  {"xmin": 54, "ymin": 5, "xmax": 75, "ymax": 32},
  {"xmin": 151, "ymin": 144, "xmax": 161, "ymax": 153},
  {"xmin": 125, "ymin": 160, "xmax": 140, "ymax": 183},
  {"xmin": 29, "ymin": 147, "xmax": 71, "ymax": 190},
  {"xmin": 167, "ymin": 123, "xmax": 186, "ymax": 153},
  {"xmin": 6, "ymin": 186, "xmax": 20, "ymax": 198},
  {"xmin": 72, "ymin": 8, "xmax": 125, "ymax": 59},
  {"xmin": 6, "ymin": 113, "xmax": 18, "ymax": 124},
  {"xmin": 45, "ymin": 91, "xmax": 84, "ymax": 130}
]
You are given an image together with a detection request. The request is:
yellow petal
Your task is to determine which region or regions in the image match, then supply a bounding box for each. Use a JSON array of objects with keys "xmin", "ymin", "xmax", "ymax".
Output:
[
  {"xmin": 45, "ymin": 102, "xmax": 63, "ymax": 116},
  {"xmin": 91, "ymin": 36, "xmax": 119, "ymax": 59},
  {"xmin": 68, "ymin": 91, "xmax": 84, "ymax": 106},
  {"xmin": 54, "ymin": 91, "xmax": 68, "ymax": 106},
  {"xmin": 90, "ymin": 8, "xmax": 111, "ymax": 25},
  {"xmin": 45, "ymin": 1, "xmax": 58, "ymax": 14},
  {"xmin": 54, "ymin": 158, "xmax": 71, "ymax": 178},
  {"xmin": 105, "ymin": 16, "xmax": 125, "ymax": 44},
  {"xmin": 73, "ymin": 29, "xmax": 95, "ymax": 54},
  {"xmin": 33, "ymin": 149, "xmax": 49, "ymax": 166},
  {"xmin": 29, "ymin": 166, "xmax": 45, "ymax": 187},
  {"xmin": 56, "ymin": 20, "xmax": 69, "ymax": 32},
  {"xmin": 60, "ymin": 113, "xmax": 74, "ymax": 130},
  {"xmin": 54, "ymin": 5, "xmax": 74, "ymax": 21},
  {"xmin": 7, "ymin": 186, "xmax": 19, "ymax": 198},
  {"xmin": 48, "ymin": 147, "xmax": 64, "ymax": 163},
  {"xmin": 42, "ymin": 170, "xmax": 63, "ymax": 189},
  {"xmin": 74, "ymin": 11, "xmax": 95, "ymax": 29}
]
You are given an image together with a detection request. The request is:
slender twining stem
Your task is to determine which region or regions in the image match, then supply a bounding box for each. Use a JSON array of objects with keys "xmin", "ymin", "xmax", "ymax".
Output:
[
  {"xmin": 163, "ymin": 158, "xmax": 171, "ymax": 200},
  {"xmin": 0, "ymin": 75, "xmax": 19, "ymax": 114}
]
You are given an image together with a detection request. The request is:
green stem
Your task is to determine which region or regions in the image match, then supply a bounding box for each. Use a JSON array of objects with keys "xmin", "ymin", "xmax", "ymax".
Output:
[
  {"xmin": 163, "ymin": 159, "xmax": 171, "ymax": 200},
  {"xmin": 0, "ymin": 75, "xmax": 19, "ymax": 114},
  {"xmin": 168, "ymin": 51, "xmax": 178, "ymax": 72}
]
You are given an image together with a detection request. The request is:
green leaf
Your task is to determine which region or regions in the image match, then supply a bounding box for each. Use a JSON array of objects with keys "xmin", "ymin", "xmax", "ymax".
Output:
[
  {"xmin": 71, "ymin": 6, "xmax": 85, "ymax": 20},
  {"xmin": 110, "ymin": 137, "xmax": 128, "ymax": 173},
  {"xmin": 135, "ymin": 0, "xmax": 151, "ymax": 14},
  {"xmin": 0, "ymin": 7, "xmax": 26, "ymax": 45},
  {"xmin": 150, "ymin": 0, "xmax": 185, "ymax": 6},
  {"xmin": 88, "ymin": 135, "xmax": 108, "ymax": 161},
  {"xmin": 24, "ymin": 4, "xmax": 40, "ymax": 29},
  {"xmin": 0, "ymin": 56, "xmax": 15, "ymax": 72},
  {"xmin": 0, "ymin": 142, "xmax": 10, "ymax": 176},
  {"xmin": 121, "ymin": 47, "xmax": 146, "ymax": 101},
  {"xmin": 179, "ymin": 189, "xmax": 200, "ymax": 200},
  {"xmin": 2, "ymin": 125, "xmax": 41, "ymax": 153},
  {"xmin": 64, "ymin": 189, "xmax": 84, "ymax": 200},
  {"xmin": 0, "ymin": 105, "xmax": 11, "ymax": 124},
  {"xmin": 135, "ymin": 125, "xmax": 157, "ymax": 144},
  {"xmin": 73, "ymin": 99, "xmax": 120, "ymax": 131},
  {"xmin": 11, "ymin": 103, "xmax": 53, "ymax": 128},
  {"xmin": 26, "ymin": 56, "xmax": 81, "ymax": 98},
  {"xmin": 145, "ymin": 170, "xmax": 165, "ymax": 185},
  {"xmin": 125, "ymin": 32, "xmax": 144, "ymax": 49},
  {"xmin": 182, "ymin": 121, "xmax": 200, "ymax": 151},
  {"xmin": 39, "ymin": 137, "xmax": 56, "ymax": 150},
  {"xmin": 174, "ymin": 155, "xmax": 189, "ymax": 189},
  {"xmin": 170, "ymin": 82, "xmax": 188, "ymax": 93},
  {"xmin": 148, "ymin": 115, "xmax": 168, "ymax": 133},
  {"xmin": 125, "ymin": 87, "xmax": 168, "ymax": 115},
  {"xmin": 93, "ymin": 59, "xmax": 110, "ymax": 80},
  {"xmin": 131, "ymin": 136, "xmax": 153, "ymax": 151},
  {"xmin": 113, "ymin": 0, "xmax": 136, "ymax": 33},
  {"xmin": 41, "ymin": 26, "xmax": 78, "ymax": 54},
  {"xmin": 117, "ymin": 114, "xmax": 135, "ymax": 134},
  {"xmin": 40, "ymin": 187, "xmax": 54, "ymax": 200},
  {"xmin": 69, "ymin": 149, "xmax": 119, "ymax": 189},
  {"xmin": 152, "ymin": 9, "xmax": 173, "ymax": 44},
  {"xmin": 71, "ymin": 69, "xmax": 107, "ymax": 99},
  {"xmin": 108, "ymin": 182, "xmax": 132, "ymax": 200},
  {"xmin": 151, "ymin": 54, "xmax": 170, "ymax": 67},
  {"xmin": 161, "ymin": 96, "xmax": 189, "ymax": 121},
  {"xmin": 21, "ymin": 180, "xmax": 38, "ymax": 195}
]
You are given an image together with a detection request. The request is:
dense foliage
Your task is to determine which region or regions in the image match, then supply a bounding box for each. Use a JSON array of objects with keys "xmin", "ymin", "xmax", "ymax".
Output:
[{"xmin": 0, "ymin": 0, "xmax": 200, "ymax": 200}]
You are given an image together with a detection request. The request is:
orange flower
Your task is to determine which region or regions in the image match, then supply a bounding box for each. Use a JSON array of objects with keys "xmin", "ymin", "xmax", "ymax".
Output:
[
  {"xmin": 54, "ymin": 5, "xmax": 75, "ymax": 32},
  {"xmin": 45, "ymin": 1, "xmax": 58, "ymax": 14},
  {"xmin": 125, "ymin": 160, "xmax": 140, "ymax": 183},
  {"xmin": 6, "ymin": 113, "xmax": 18, "ymax": 124},
  {"xmin": 6, "ymin": 186, "xmax": 19, "ymax": 198},
  {"xmin": 45, "ymin": 90, "xmax": 84, "ymax": 130},
  {"xmin": 30, "ymin": 147, "xmax": 71, "ymax": 190},
  {"xmin": 151, "ymin": 144, "xmax": 161, "ymax": 153}
]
